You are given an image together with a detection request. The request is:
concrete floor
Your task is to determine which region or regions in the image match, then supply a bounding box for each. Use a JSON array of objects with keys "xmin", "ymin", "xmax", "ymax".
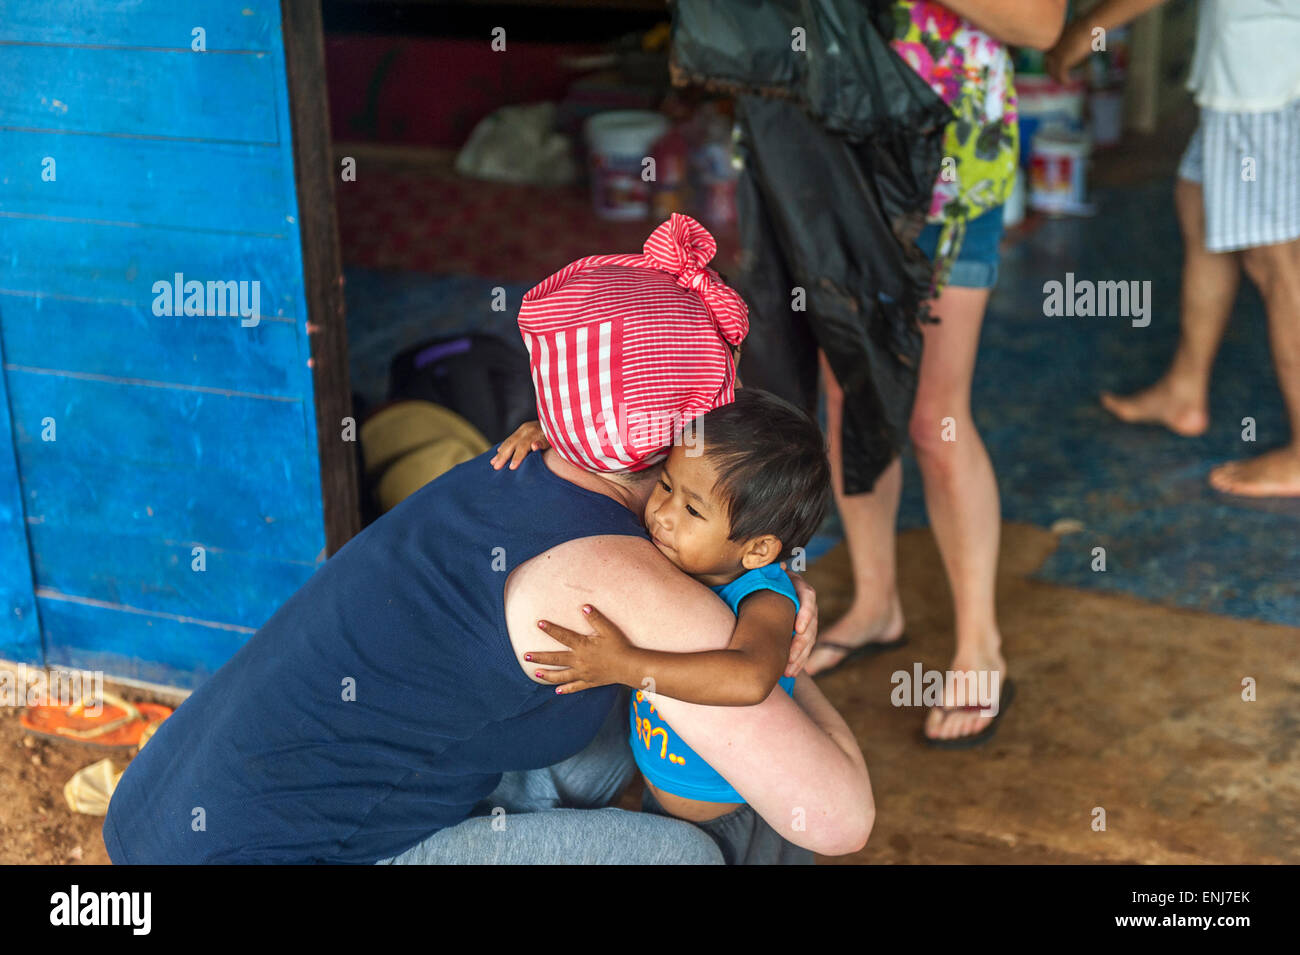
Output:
[{"xmin": 806, "ymin": 523, "xmax": 1299, "ymax": 864}]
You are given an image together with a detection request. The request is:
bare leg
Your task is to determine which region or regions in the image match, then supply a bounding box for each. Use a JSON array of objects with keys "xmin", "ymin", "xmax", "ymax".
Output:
[
  {"xmin": 908, "ymin": 286, "xmax": 1007, "ymax": 741},
  {"xmin": 1209, "ymin": 237, "xmax": 1300, "ymax": 496},
  {"xmin": 1101, "ymin": 178, "xmax": 1240, "ymax": 436},
  {"xmin": 804, "ymin": 350, "xmax": 906, "ymax": 675}
]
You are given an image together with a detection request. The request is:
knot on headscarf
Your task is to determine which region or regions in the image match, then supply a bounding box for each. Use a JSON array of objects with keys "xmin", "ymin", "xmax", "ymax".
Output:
[{"xmin": 641, "ymin": 214, "xmax": 749, "ymax": 345}]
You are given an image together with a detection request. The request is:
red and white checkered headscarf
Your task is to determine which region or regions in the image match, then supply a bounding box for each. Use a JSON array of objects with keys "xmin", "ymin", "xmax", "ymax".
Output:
[{"xmin": 517, "ymin": 214, "xmax": 749, "ymax": 473}]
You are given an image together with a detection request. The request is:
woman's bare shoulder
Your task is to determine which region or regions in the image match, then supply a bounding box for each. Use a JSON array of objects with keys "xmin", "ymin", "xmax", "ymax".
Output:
[
  {"xmin": 502, "ymin": 534, "xmax": 734, "ymax": 679},
  {"xmin": 508, "ymin": 533, "xmax": 707, "ymax": 597}
]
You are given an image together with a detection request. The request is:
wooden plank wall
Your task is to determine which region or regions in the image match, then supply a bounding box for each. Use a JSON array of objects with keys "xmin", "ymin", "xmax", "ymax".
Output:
[
  {"xmin": 0, "ymin": 330, "xmax": 41, "ymax": 663},
  {"xmin": 0, "ymin": 1, "xmax": 330, "ymax": 687}
]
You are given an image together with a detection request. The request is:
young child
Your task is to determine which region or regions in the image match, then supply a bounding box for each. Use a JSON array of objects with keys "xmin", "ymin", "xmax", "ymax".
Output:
[{"xmin": 491, "ymin": 386, "xmax": 833, "ymax": 862}]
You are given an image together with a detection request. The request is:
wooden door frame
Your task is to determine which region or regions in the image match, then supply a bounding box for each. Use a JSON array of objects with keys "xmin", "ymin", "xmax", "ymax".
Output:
[{"xmin": 281, "ymin": 0, "xmax": 361, "ymax": 556}]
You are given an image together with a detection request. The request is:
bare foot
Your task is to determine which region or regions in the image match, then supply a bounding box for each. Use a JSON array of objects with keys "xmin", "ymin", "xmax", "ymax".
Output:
[
  {"xmin": 804, "ymin": 598, "xmax": 905, "ymax": 675},
  {"xmin": 1100, "ymin": 377, "xmax": 1208, "ymax": 437},
  {"xmin": 923, "ymin": 648, "xmax": 1007, "ymax": 743},
  {"xmin": 1209, "ymin": 446, "xmax": 1300, "ymax": 497}
]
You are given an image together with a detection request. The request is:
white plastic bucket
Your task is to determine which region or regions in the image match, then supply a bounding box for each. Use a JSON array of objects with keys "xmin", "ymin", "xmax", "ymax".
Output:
[
  {"xmin": 1090, "ymin": 88, "xmax": 1124, "ymax": 147},
  {"xmin": 1029, "ymin": 126, "xmax": 1091, "ymax": 215},
  {"xmin": 584, "ymin": 110, "xmax": 670, "ymax": 221}
]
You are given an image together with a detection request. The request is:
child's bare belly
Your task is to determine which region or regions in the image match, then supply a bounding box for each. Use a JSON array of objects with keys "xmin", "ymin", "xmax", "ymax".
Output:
[{"xmin": 644, "ymin": 777, "xmax": 743, "ymax": 822}]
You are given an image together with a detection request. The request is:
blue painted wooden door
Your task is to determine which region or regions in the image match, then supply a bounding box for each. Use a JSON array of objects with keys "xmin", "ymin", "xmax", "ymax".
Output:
[{"xmin": 0, "ymin": 1, "xmax": 328, "ymax": 688}]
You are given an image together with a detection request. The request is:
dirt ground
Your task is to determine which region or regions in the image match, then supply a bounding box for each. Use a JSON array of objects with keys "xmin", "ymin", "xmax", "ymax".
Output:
[
  {"xmin": 2, "ymin": 521, "xmax": 1295, "ymax": 865},
  {"xmin": 2, "ymin": 723, "xmax": 121, "ymax": 864}
]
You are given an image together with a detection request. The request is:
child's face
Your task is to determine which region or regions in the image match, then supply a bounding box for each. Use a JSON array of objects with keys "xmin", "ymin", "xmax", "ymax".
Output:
[{"xmin": 642, "ymin": 444, "xmax": 777, "ymax": 583}]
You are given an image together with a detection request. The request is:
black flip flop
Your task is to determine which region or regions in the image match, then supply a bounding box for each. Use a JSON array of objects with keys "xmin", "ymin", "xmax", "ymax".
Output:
[
  {"xmin": 922, "ymin": 677, "xmax": 1016, "ymax": 750},
  {"xmin": 811, "ymin": 633, "xmax": 909, "ymax": 677}
]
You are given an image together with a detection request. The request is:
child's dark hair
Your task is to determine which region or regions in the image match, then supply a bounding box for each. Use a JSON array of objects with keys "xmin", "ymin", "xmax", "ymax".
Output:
[{"xmin": 695, "ymin": 388, "xmax": 832, "ymax": 562}]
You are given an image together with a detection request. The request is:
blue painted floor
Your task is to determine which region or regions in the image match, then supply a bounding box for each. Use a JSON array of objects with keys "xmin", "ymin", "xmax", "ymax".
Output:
[{"xmin": 346, "ymin": 179, "xmax": 1300, "ymax": 626}]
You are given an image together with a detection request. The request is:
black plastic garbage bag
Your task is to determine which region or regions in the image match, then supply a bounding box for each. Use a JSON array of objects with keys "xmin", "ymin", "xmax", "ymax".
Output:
[{"xmin": 671, "ymin": 0, "xmax": 950, "ymax": 494}]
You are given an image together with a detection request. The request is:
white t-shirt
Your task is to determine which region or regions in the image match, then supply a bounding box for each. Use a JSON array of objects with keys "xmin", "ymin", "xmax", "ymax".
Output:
[{"xmin": 1188, "ymin": 0, "xmax": 1300, "ymax": 112}]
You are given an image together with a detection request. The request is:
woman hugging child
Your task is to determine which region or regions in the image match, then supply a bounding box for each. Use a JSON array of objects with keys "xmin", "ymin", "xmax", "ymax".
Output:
[{"xmin": 491, "ymin": 386, "xmax": 833, "ymax": 863}]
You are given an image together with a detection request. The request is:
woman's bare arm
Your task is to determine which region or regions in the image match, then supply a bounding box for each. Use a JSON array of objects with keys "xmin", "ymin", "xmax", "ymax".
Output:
[
  {"xmin": 1044, "ymin": 0, "xmax": 1168, "ymax": 83},
  {"xmin": 1057, "ymin": 0, "xmax": 1166, "ymax": 32},
  {"xmin": 505, "ymin": 535, "xmax": 873, "ymax": 855},
  {"xmin": 648, "ymin": 674, "xmax": 873, "ymax": 855},
  {"xmin": 934, "ymin": 0, "xmax": 1068, "ymax": 50},
  {"xmin": 529, "ymin": 591, "xmax": 793, "ymax": 705},
  {"xmin": 791, "ymin": 672, "xmax": 869, "ymax": 779}
]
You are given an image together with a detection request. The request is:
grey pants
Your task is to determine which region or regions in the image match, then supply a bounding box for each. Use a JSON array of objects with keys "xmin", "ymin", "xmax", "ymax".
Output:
[
  {"xmin": 376, "ymin": 688, "xmax": 815, "ymax": 865},
  {"xmin": 376, "ymin": 689, "xmax": 723, "ymax": 864},
  {"xmin": 640, "ymin": 785, "xmax": 815, "ymax": 865}
]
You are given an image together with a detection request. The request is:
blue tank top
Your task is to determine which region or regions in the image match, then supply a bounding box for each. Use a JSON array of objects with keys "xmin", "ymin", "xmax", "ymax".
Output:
[
  {"xmin": 103, "ymin": 448, "xmax": 650, "ymax": 864},
  {"xmin": 629, "ymin": 563, "xmax": 798, "ymax": 803}
]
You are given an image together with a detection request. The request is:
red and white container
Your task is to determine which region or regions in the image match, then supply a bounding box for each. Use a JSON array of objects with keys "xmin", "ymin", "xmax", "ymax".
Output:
[
  {"xmin": 584, "ymin": 110, "xmax": 670, "ymax": 221},
  {"xmin": 1029, "ymin": 126, "xmax": 1092, "ymax": 216}
]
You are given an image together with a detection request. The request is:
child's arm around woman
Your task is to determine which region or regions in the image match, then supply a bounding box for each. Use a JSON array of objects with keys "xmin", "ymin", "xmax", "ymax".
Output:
[{"xmin": 531, "ymin": 592, "xmax": 799, "ymax": 705}]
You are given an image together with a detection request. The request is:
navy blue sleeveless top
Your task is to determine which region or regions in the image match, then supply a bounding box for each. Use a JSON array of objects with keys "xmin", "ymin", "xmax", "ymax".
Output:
[{"xmin": 103, "ymin": 448, "xmax": 650, "ymax": 864}]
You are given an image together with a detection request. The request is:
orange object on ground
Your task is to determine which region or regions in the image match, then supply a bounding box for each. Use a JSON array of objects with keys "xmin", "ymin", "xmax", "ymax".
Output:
[{"xmin": 21, "ymin": 692, "xmax": 172, "ymax": 749}]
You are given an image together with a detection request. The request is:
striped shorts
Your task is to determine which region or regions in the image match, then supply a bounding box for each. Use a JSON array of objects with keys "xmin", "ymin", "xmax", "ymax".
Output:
[{"xmin": 1177, "ymin": 100, "xmax": 1300, "ymax": 252}]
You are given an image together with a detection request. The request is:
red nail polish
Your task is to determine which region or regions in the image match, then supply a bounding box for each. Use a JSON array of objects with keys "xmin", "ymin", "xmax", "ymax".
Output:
[
  {"xmin": 535, "ymin": 670, "xmax": 544, "ymax": 678},
  {"xmin": 524, "ymin": 653, "xmax": 532, "ymax": 661},
  {"xmin": 537, "ymin": 621, "xmax": 546, "ymax": 629},
  {"xmin": 582, "ymin": 605, "xmax": 591, "ymax": 614},
  {"xmin": 555, "ymin": 687, "xmax": 563, "ymax": 694}
]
